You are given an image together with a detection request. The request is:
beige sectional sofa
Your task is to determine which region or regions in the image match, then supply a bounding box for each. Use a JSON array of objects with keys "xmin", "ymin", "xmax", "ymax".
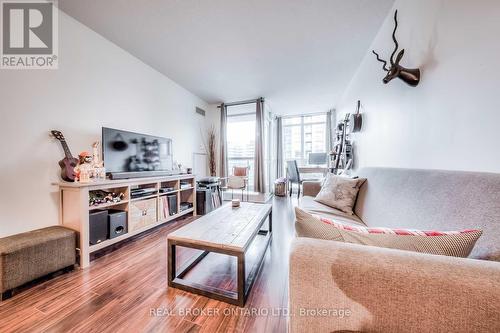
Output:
[{"xmin": 289, "ymin": 167, "xmax": 500, "ymax": 333}]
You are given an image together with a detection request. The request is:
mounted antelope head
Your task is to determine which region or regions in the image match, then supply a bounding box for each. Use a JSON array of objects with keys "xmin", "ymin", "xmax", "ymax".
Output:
[{"xmin": 372, "ymin": 10, "xmax": 420, "ymax": 87}]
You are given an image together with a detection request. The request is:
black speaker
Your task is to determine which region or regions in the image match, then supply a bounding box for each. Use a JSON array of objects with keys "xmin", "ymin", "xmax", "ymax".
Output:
[
  {"xmin": 196, "ymin": 189, "xmax": 209, "ymax": 215},
  {"xmin": 89, "ymin": 210, "xmax": 109, "ymax": 245},
  {"xmin": 108, "ymin": 210, "xmax": 127, "ymax": 239},
  {"xmin": 196, "ymin": 183, "xmax": 222, "ymax": 215},
  {"xmin": 167, "ymin": 195, "xmax": 177, "ymax": 216}
]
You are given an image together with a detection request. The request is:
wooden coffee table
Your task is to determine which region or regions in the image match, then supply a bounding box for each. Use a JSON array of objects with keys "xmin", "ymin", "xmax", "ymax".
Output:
[{"xmin": 167, "ymin": 202, "xmax": 272, "ymax": 306}]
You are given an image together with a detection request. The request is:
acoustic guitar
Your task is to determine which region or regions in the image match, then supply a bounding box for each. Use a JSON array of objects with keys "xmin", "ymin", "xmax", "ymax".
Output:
[{"xmin": 51, "ymin": 130, "xmax": 79, "ymax": 182}]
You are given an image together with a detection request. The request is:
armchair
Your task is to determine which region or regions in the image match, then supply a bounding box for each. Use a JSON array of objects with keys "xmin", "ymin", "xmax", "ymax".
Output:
[{"xmin": 221, "ymin": 166, "xmax": 249, "ymax": 201}]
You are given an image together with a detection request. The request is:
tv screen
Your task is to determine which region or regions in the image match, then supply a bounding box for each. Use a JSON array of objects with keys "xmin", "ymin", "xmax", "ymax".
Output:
[{"xmin": 102, "ymin": 127, "xmax": 173, "ymax": 174}]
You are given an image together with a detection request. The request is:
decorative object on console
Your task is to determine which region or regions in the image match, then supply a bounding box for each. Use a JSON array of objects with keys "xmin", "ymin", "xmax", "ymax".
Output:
[
  {"xmin": 177, "ymin": 163, "xmax": 187, "ymax": 174},
  {"xmin": 172, "ymin": 161, "xmax": 180, "ymax": 173},
  {"xmin": 75, "ymin": 151, "xmax": 93, "ymax": 183},
  {"xmin": 295, "ymin": 207, "xmax": 482, "ymax": 258},
  {"xmin": 50, "ymin": 130, "xmax": 79, "ymax": 182},
  {"xmin": 91, "ymin": 141, "xmax": 106, "ymax": 180},
  {"xmin": 372, "ymin": 10, "xmax": 421, "ymax": 87},
  {"xmin": 89, "ymin": 189, "xmax": 125, "ymax": 207}
]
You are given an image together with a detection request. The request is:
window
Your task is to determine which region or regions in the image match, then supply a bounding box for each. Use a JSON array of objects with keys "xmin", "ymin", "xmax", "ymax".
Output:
[
  {"xmin": 226, "ymin": 104, "xmax": 256, "ymax": 191},
  {"xmin": 283, "ymin": 114, "xmax": 328, "ymax": 167}
]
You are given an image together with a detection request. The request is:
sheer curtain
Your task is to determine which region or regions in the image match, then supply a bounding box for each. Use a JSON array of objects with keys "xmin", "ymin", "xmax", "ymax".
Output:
[
  {"xmin": 326, "ymin": 109, "xmax": 334, "ymax": 152},
  {"xmin": 219, "ymin": 103, "xmax": 228, "ymax": 178},
  {"xmin": 254, "ymin": 98, "xmax": 266, "ymax": 192}
]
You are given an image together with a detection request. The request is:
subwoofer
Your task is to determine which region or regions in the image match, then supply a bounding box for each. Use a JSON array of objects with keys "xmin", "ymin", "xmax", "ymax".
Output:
[
  {"xmin": 89, "ymin": 210, "xmax": 109, "ymax": 245},
  {"xmin": 108, "ymin": 209, "xmax": 127, "ymax": 239}
]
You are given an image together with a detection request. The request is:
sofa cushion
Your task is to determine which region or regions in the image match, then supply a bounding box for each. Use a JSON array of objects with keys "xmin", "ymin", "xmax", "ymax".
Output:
[
  {"xmin": 299, "ymin": 195, "xmax": 364, "ymax": 226},
  {"xmin": 314, "ymin": 174, "xmax": 366, "ymax": 215},
  {"xmin": 295, "ymin": 207, "xmax": 482, "ymax": 258}
]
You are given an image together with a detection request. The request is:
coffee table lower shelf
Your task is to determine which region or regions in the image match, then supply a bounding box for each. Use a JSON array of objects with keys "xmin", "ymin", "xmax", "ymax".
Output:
[{"xmin": 167, "ymin": 230, "xmax": 272, "ymax": 307}]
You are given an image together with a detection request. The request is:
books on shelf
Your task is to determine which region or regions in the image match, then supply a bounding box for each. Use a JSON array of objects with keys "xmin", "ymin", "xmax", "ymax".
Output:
[
  {"xmin": 160, "ymin": 194, "xmax": 178, "ymax": 218},
  {"xmin": 211, "ymin": 190, "xmax": 221, "ymax": 209},
  {"xmin": 160, "ymin": 196, "xmax": 169, "ymax": 220}
]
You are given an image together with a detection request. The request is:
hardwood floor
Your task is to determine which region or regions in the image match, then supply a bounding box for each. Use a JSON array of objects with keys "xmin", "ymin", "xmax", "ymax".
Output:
[{"xmin": 0, "ymin": 196, "xmax": 296, "ymax": 333}]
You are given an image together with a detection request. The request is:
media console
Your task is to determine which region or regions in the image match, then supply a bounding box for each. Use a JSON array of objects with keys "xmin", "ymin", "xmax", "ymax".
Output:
[{"xmin": 54, "ymin": 174, "xmax": 196, "ymax": 268}]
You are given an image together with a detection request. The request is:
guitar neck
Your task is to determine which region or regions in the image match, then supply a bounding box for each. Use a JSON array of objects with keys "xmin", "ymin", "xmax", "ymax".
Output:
[{"xmin": 60, "ymin": 140, "xmax": 74, "ymax": 159}]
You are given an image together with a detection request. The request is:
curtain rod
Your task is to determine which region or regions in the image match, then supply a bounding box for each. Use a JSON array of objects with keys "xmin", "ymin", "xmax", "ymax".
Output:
[
  {"xmin": 217, "ymin": 97, "xmax": 264, "ymax": 108},
  {"xmin": 278, "ymin": 111, "xmax": 330, "ymax": 119},
  {"xmin": 227, "ymin": 112, "xmax": 256, "ymax": 118}
]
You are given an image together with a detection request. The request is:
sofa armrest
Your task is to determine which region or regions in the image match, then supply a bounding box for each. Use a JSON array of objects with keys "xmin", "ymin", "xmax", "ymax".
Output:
[
  {"xmin": 289, "ymin": 238, "xmax": 500, "ymax": 333},
  {"xmin": 302, "ymin": 181, "xmax": 322, "ymax": 197}
]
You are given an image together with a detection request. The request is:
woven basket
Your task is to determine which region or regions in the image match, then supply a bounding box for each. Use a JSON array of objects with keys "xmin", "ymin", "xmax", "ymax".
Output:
[{"xmin": 274, "ymin": 181, "xmax": 287, "ymax": 197}]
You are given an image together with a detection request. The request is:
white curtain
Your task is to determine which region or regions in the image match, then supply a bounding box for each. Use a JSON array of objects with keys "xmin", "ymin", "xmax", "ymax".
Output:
[
  {"xmin": 219, "ymin": 103, "xmax": 228, "ymax": 178},
  {"xmin": 254, "ymin": 98, "xmax": 266, "ymax": 192},
  {"xmin": 326, "ymin": 109, "xmax": 335, "ymax": 152}
]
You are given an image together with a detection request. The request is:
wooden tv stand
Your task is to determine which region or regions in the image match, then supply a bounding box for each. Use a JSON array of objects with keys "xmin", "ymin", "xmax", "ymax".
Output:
[{"xmin": 54, "ymin": 174, "xmax": 196, "ymax": 268}]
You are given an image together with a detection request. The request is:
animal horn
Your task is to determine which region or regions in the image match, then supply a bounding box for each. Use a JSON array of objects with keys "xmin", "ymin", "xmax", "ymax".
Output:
[
  {"xmin": 372, "ymin": 50, "xmax": 389, "ymax": 71},
  {"xmin": 389, "ymin": 10, "xmax": 399, "ymax": 65}
]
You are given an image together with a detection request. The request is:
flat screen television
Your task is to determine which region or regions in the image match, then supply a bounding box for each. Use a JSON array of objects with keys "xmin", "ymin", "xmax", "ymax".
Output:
[{"xmin": 102, "ymin": 127, "xmax": 173, "ymax": 179}]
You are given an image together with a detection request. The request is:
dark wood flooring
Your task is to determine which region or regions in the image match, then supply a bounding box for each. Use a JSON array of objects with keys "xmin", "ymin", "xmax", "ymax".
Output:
[{"xmin": 0, "ymin": 196, "xmax": 296, "ymax": 333}]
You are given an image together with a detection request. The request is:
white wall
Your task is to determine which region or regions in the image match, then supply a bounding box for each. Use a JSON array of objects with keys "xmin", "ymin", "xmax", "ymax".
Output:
[
  {"xmin": 337, "ymin": 0, "xmax": 500, "ymax": 173},
  {"xmin": 0, "ymin": 11, "xmax": 212, "ymax": 237}
]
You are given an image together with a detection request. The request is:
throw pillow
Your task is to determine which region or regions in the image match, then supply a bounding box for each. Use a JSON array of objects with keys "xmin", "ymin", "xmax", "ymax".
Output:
[
  {"xmin": 295, "ymin": 207, "xmax": 482, "ymax": 258},
  {"xmin": 314, "ymin": 174, "xmax": 366, "ymax": 215}
]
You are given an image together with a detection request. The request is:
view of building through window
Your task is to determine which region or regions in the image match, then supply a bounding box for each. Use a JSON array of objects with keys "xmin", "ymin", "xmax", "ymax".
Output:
[
  {"xmin": 283, "ymin": 114, "xmax": 328, "ymax": 167},
  {"xmin": 226, "ymin": 104, "xmax": 256, "ymax": 191}
]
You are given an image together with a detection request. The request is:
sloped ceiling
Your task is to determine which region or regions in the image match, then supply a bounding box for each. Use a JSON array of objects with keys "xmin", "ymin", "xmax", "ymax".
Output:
[{"xmin": 59, "ymin": 0, "xmax": 394, "ymax": 114}]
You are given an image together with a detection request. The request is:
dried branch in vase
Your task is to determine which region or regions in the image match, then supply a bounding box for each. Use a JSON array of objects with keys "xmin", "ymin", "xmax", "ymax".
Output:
[{"xmin": 203, "ymin": 126, "xmax": 218, "ymax": 176}]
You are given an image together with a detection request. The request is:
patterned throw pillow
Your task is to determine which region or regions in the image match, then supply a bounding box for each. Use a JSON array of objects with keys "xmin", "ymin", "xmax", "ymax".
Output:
[
  {"xmin": 314, "ymin": 174, "xmax": 366, "ymax": 215},
  {"xmin": 295, "ymin": 207, "xmax": 482, "ymax": 258}
]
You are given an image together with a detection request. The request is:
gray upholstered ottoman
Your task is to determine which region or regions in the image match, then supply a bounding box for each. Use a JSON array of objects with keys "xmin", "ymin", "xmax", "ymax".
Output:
[{"xmin": 0, "ymin": 226, "xmax": 76, "ymax": 300}]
